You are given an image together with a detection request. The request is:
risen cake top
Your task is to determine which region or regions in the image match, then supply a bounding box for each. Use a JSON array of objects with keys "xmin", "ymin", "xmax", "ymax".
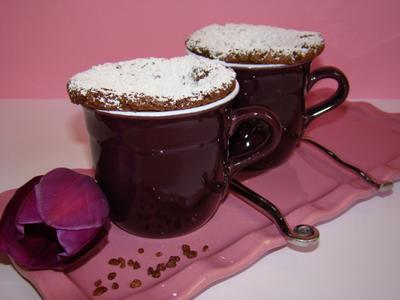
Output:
[
  {"xmin": 67, "ymin": 56, "xmax": 236, "ymax": 111},
  {"xmin": 186, "ymin": 23, "xmax": 325, "ymax": 65}
]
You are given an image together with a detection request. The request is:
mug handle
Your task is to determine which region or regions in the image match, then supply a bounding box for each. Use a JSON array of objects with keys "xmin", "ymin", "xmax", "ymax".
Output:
[
  {"xmin": 304, "ymin": 66, "xmax": 350, "ymax": 126},
  {"xmin": 228, "ymin": 106, "xmax": 282, "ymax": 175}
]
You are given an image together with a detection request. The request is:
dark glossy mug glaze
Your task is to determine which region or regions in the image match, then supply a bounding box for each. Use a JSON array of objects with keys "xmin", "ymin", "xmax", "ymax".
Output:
[
  {"xmin": 84, "ymin": 92, "xmax": 282, "ymax": 238},
  {"xmin": 229, "ymin": 62, "xmax": 349, "ymax": 169}
]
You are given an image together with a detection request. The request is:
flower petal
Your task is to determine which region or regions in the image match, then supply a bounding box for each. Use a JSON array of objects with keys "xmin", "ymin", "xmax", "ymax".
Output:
[
  {"xmin": 0, "ymin": 169, "xmax": 110, "ymax": 270},
  {"xmin": 35, "ymin": 168, "xmax": 109, "ymax": 230},
  {"xmin": 7, "ymin": 234, "xmax": 64, "ymax": 269},
  {"xmin": 0, "ymin": 176, "xmax": 60, "ymax": 269},
  {"xmin": 56, "ymin": 227, "xmax": 99, "ymax": 257},
  {"xmin": 15, "ymin": 187, "xmax": 42, "ymax": 235}
]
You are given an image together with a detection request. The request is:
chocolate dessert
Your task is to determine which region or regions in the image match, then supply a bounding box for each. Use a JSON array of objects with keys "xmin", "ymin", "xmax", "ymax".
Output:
[
  {"xmin": 186, "ymin": 23, "xmax": 325, "ymax": 65},
  {"xmin": 67, "ymin": 56, "xmax": 236, "ymax": 111}
]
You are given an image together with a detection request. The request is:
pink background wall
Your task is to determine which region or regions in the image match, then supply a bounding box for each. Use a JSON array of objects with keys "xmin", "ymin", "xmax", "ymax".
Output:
[{"xmin": 0, "ymin": 0, "xmax": 399, "ymax": 100}]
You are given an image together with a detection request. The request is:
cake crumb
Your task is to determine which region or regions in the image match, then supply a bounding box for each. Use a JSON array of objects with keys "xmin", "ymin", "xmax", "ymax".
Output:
[
  {"xmin": 94, "ymin": 279, "xmax": 102, "ymax": 287},
  {"xmin": 130, "ymin": 279, "xmax": 142, "ymax": 288},
  {"xmin": 108, "ymin": 258, "xmax": 120, "ymax": 265},
  {"xmin": 112, "ymin": 282, "xmax": 119, "ymax": 290},
  {"xmin": 93, "ymin": 286, "xmax": 108, "ymax": 296},
  {"xmin": 107, "ymin": 272, "xmax": 116, "ymax": 280}
]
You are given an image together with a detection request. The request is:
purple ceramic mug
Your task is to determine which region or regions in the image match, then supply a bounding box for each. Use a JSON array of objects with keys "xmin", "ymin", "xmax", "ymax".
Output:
[
  {"xmin": 83, "ymin": 85, "xmax": 282, "ymax": 238},
  {"xmin": 227, "ymin": 62, "xmax": 350, "ymax": 169}
]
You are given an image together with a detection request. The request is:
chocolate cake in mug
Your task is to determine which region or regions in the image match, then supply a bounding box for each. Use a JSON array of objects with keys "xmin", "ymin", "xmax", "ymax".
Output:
[
  {"xmin": 67, "ymin": 56, "xmax": 236, "ymax": 111},
  {"xmin": 186, "ymin": 24, "xmax": 349, "ymax": 169},
  {"xmin": 67, "ymin": 56, "xmax": 282, "ymax": 237},
  {"xmin": 186, "ymin": 23, "xmax": 325, "ymax": 65}
]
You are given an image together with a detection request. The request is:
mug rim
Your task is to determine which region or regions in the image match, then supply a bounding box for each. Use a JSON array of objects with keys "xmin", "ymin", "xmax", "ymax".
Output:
[
  {"xmin": 95, "ymin": 81, "xmax": 239, "ymax": 118},
  {"xmin": 186, "ymin": 49, "xmax": 311, "ymax": 70}
]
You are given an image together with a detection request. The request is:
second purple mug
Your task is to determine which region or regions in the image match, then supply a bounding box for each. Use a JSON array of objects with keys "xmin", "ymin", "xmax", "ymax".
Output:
[
  {"xmin": 185, "ymin": 23, "xmax": 350, "ymax": 170},
  {"xmin": 228, "ymin": 62, "xmax": 350, "ymax": 169}
]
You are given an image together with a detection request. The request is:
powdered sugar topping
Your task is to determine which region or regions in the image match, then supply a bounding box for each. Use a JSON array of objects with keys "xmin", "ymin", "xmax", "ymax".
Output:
[
  {"xmin": 67, "ymin": 56, "xmax": 236, "ymax": 107},
  {"xmin": 186, "ymin": 24, "xmax": 324, "ymax": 64}
]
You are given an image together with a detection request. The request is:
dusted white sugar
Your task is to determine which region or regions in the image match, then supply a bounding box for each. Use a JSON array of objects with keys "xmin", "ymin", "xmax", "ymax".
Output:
[
  {"xmin": 68, "ymin": 56, "xmax": 236, "ymax": 104},
  {"xmin": 186, "ymin": 24, "xmax": 324, "ymax": 62}
]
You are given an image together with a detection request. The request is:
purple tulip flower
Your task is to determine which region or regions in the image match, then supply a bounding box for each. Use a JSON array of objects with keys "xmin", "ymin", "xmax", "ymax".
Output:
[{"xmin": 0, "ymin": 168, "xmax": 110, "ymax": 270}]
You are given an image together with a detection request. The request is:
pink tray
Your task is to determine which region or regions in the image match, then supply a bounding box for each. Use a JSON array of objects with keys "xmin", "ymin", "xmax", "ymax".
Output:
[{"xmin": 1, "ymin": 102, "xmax": 400, "ymax": 300}]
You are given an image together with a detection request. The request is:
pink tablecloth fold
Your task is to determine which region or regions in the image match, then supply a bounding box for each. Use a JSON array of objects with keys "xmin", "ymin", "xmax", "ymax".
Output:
[{"xmin": 1, "ymin": 101, "xmax": 399, "ymax": 300}]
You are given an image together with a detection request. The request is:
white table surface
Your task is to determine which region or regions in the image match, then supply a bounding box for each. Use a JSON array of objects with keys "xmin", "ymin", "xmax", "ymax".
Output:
[{"xmin": 0, "ymin": 99, "xmax": 399, "ymax": 300}]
